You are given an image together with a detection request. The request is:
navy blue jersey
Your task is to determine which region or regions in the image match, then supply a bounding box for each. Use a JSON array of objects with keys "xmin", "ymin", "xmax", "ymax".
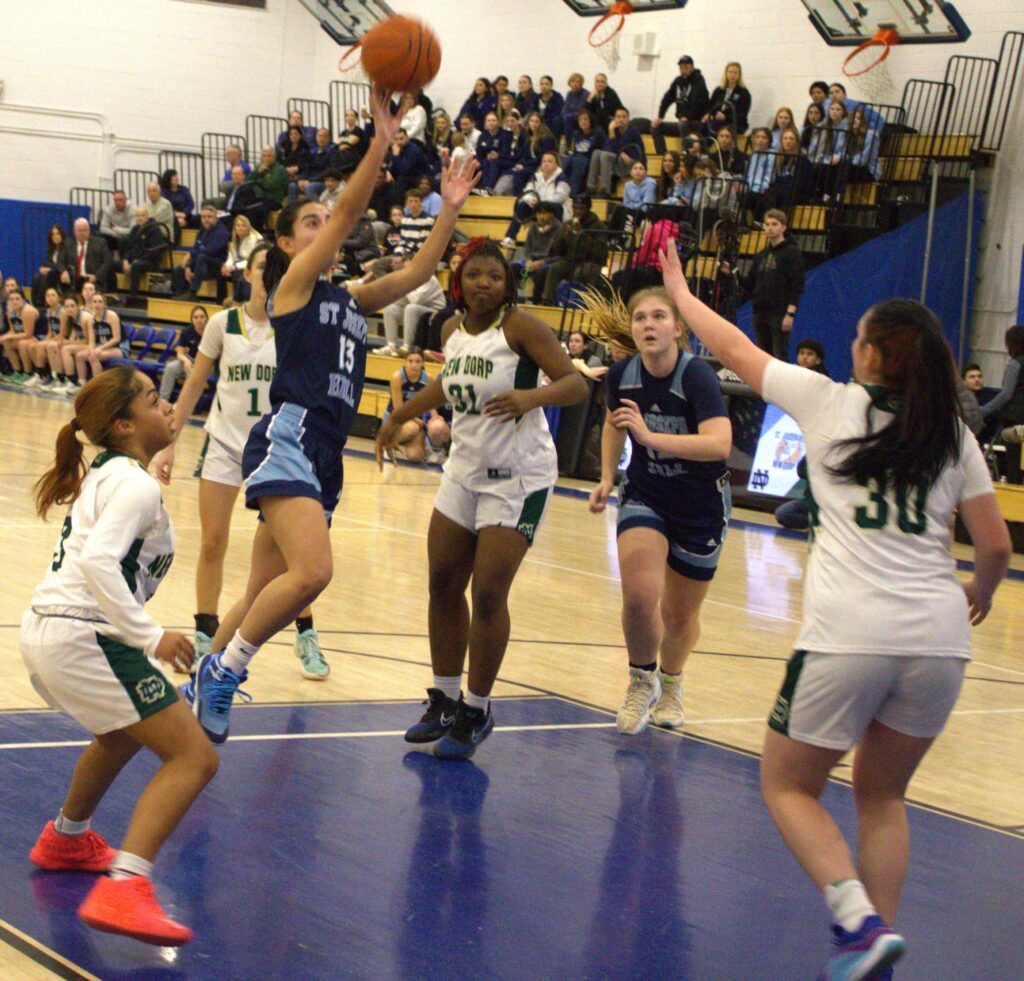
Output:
[
  {"xmin": 41, "ymin": 311, "xmax": 61, "ymax": 339},
  {"xmin": 268, "ymin": 280, "xmax": 368, "ymax": 450},
  {"xmin": 607, "ymin": 350, "xmax": 729, "ymax": 531},
  {"xmin": 93, "ymin": 316, "xmax": 114, "ymax": 345},
  {"xmin": 386, "ymin": 366, "xmax": 427, "ymax": 412}
]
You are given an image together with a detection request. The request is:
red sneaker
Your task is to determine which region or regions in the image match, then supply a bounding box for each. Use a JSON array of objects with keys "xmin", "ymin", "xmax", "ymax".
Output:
[
  {"xmin": 30, "ymin": 822, "xmax": 116, "ymax": 872},
  {"xmin": 78, "ymin": 876, "xmax": 194, "ymax": 946}
]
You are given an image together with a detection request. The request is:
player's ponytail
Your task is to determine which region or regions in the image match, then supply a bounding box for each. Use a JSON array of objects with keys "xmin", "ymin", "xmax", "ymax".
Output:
[
  {"xmin": 34, "ymin": 367, "xmax": 144, "ymax": 519},
  {"xmin": 827, "ymin": 299, "xmax": 961, "ymax": 493},
  {"xmin": 262, "ymin": 199, "xmax": 314, "ymax": 298}
]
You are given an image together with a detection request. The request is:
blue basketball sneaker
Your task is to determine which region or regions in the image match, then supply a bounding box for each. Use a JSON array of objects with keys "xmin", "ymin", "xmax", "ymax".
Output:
[
  {"xmin": 433, "ymin": 699, "xmax": 494, "ymax": 760},
  {"xmin": 405, "ymin": 688, "xmax": 460, "ymax": 744},
  {"xmin": 817, "ymin": 915, "xmax": 906, "ymax": 981},
  {"xmin": 181, "ymin": 652, "xmax": 250, "ymax": 745}
]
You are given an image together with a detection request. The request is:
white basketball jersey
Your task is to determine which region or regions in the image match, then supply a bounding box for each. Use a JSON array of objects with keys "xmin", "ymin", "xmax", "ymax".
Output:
[
  {"xmin": 762, "ymin": 360, "xmax": 994, "ymax": 659},
  {"xmin": 30, "ymin": 453, "xmax": 175, "ymax": 657},
  {"xmin": 199, "ymin": 307, "xmax": 276, "ymax": 455},
  {"xmin": 441, "ymin": 312, "xmax": 558, "ymax": 492}
]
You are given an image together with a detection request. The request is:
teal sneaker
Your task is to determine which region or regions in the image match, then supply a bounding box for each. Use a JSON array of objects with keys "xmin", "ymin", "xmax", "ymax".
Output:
[
  {"xmin": 295, "ymin": 628, "xmax": 329, "ymax": 680},
  {"xmin": 194, "ymin": 631, "xmax": 212, "ymax": 659}
]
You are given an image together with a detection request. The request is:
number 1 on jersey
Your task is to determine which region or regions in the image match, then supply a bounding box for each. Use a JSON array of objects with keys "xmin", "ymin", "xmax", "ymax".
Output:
[{"xmin": 247, "ymin": 388, "xmax": 260, "ymax": 417}]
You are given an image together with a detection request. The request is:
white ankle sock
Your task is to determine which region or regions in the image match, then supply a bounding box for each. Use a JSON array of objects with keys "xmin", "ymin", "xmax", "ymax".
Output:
[
  {"xmin": 824, "ymin": 878, "xmax": 877, "ymax": 932},
  {"xmin": 220, "ymin": 632, "xmax": 259, "ymax": 674},
  {"xmin": 109, "ymin": 850, "xmax": 154, "ymax": 881},
  {"xmin": 465, "ymin": 690, "xmax": 490, "ymax": 712},
  {"xmin": 54, "ymin": 810, "xmax": 90, "ymax": 836},
  {"xmin": 433, "ymin": 675, "xmax": 462, "ymax": 700}
]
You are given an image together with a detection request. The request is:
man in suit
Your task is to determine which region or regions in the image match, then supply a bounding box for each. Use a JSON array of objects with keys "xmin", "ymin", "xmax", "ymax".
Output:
[
  {"xmin": 222, "ymin": 164, "xmax": 269, "ymax": 233},
  {"xmin": 59, "ymin": 218, "xmax": 114, "ymax": 292}
]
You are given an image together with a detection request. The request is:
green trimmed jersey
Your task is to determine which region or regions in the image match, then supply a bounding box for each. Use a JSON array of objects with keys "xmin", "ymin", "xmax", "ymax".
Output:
[{"xmin": 441, "ymin": 314, "xmax": 557, "ymax": 492}]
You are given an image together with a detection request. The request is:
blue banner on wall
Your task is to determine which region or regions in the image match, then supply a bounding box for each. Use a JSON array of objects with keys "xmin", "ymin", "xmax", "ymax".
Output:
[
  {"xmin": 0, "ymin": 198, "xmax": 90, "ymax": 289},
  {"xmin": 735, "ymin": 191, "xmax": 983, "ymax": 381}
]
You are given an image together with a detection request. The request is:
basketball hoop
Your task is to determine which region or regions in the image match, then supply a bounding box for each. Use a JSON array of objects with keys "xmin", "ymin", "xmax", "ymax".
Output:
[
  {"xmin": 842, "ymin": 26, "xmax": 900, "ymax": 102},
  {"xmin": 589, "ymin": 1, "xmax": 633, "ymax": 73}
]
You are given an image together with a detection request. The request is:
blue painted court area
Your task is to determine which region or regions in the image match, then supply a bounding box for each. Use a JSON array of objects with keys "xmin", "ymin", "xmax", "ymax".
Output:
[{"xmin": 0, "ymin": 698, "xmax": 1020, "ymax": 980}]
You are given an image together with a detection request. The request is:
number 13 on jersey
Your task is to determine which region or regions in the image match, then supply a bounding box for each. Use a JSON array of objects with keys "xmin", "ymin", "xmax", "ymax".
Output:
[{"xmin": 338, "ymin": 337, "xmax": 355, "ymax": 374}]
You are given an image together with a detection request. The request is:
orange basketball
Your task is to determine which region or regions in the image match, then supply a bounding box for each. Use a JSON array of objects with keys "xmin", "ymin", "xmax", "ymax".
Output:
[{"xmin": 360, "ymin": 16, "xmax": 441, "ymax": 93}]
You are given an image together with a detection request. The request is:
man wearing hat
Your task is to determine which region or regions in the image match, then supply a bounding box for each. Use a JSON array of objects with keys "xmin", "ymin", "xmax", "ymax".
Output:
[{"xmin": 652, "ymin": 55, "xmax": 709, "ymax": 154}]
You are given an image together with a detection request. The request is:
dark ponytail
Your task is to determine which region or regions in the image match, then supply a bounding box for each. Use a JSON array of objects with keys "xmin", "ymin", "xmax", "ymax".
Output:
[
  {"xmin": 261, "ymin": 199, "xmax": 318, "ymax": 297},
  {"xmin": 34, "ymin": 367, "xmax": 144, "ymax": 519},
  {"xmin": 827, "ymin": 299, "xmax": 961, "ymax": 493}
]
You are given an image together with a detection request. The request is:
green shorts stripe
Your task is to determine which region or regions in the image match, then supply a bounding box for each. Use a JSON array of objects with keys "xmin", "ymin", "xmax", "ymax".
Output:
[
  {"xmin": 95, "ymin": 633, "xmax": 178, "ymax": 720},
  {"xmin": 194, "ymin": 432, "xmax": 211, "ymax": 478},
  {"xmin": 516, "ymin": 487, "xmax": 550, "ymax": 545},
  {"xmin": 768, "ymin": 649, "xmax": 807, "ymax": 736}
]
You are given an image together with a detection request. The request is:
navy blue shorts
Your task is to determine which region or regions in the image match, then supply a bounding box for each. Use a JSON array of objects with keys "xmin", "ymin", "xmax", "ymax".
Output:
[
  {"xmin": 616, "ymin": 483, "xmax": 731, "ymax": 582},
  {"xmin": 242, "ymin": 403, "xmax": 344, "ymax": 523}
]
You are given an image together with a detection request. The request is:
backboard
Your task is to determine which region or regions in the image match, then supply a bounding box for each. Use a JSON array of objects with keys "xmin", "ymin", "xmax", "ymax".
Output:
[
  {"xmin": 800, "ymin": 0, "xmax": 970, "ymax": 45},
  {"xmin": 562, "ymin": 0, "xmax": 689, "ymax": 15},
  {"xmin": 297, "ymin": 0, "xmax": 394, "ymax": 45}
]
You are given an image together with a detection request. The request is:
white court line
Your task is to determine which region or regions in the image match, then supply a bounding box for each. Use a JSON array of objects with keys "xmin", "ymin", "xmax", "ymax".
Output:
[
  {"xmin": 334, "ymin": 514, "xmax": 801, "ymax": 625},
  {"xmin": 0, "ymin": 721, "xmax": 616, "ymax": 751}
]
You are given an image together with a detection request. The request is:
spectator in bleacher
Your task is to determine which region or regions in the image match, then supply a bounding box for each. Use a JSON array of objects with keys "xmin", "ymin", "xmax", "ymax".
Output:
[
  {"xmin": 122, "ymin": 205, "xmax": 169, "ymax": 297},
  {"xmin": 386, "ymin": 129, "xmax": 431, "ymax": 206},
  {"xmin": 652, "ymin": 55, "xmax": 710, "ymax": 154},
  {"xmin": 801, "ymin": 103, "xmax": 826, "ymax": 154},
  {"xmin": 74, "ymin": 293, "xmax": 125, "ymax": 384},
  {"xmin": 209, "ymin": 145, "xmax": 251, "ymax": 206},
  {"xmin": 809, "ymin": 81, "xmax": 829, "ymax": 108},
  {"xmin": 656, "ymin": 150, "xmax": 682, "ymax": 200},
  {"xmin": 661, "ymin": 156, "xmax": 698, "ymax": 208},
  {"xmin": 460, "ymin": 78, "xmax": 497, "ymax": 131},
  {"xmin": 476, "ymin": 112, "xmax": 511, "ymax": 192},
  {"xmin": 221, "ymin": 215, "xmax": 263, "ymax": 303},
  {"xmin": 222, "ymin": 164, "xmax": 268, "ymax": 233},
  {"xmin": 399, "ymin": 91, "xmax": 428, "ymax": 146},
  {"xmin": 457, "ymin": 113, "xmax": 481, "ymax": 154},
  {"xmin": 294, "ymin": 127, "xmax": 342, "ymax": 201},
  {"xmin": 279, "ymin": 125, "xmax": 312, "ymax": 189},
  {"xmin": 981, "ymin": 325, "xmax": 1024, "ymax": 482},
  {"xmin": 703, "ymin": 62, "xmax": 751, "ymax": 135},
  {"xmin": 145, "ymin": 181, "xmax": 175, "ymax": 245},
  {"xmin": 429, "ymin": 111, "xmax": 454, "ymax": 165},
  {"xmin": 250, "ymin": 146, "xmax": 289, "ymax": 211},
  {"xmin": 276, "ymin": 110, "xmax": 317, "ymax": 155},
  {"xmin": 496, "ymin": 91, "xmax": 517, "ymax": 128},
  {"xmin": 587, "ymin": 107, "xmax": 645, "ymax": 198},
  {"xmin": 493, "ymin": 110, "xmax": 529, "ymax": 196},
  {"xmin": 336, "ymin": 109, "xmax": 369, "ymax": 174},
  {"xmin": 586, "ymin": 72, "xmax": 624, "ymax": 132},
  {"xmin": 760, "ymin": 129, "xmax": 812, "ymax": 216},
  {"xmin": 19, "ymin": 286, "xmax": 62, "ymax": 389},
  {"xmin": 367, "ymin": 190, "xmax": 434, "ymax": 279},
  {"xmin": 158, "ymin": 304, "xmax": 207, "ymax": 402},
  {"xmin": 740, "ymin": 208, "xmax": 805, "ymax": 361},
  {"xmin": 540, "ymin": 194, "xmax": 609, "ymax": 305},
  {"xmin": 523, "ymin": 111, "xmax": 557, "ymax": 178},
  {"xmin": 31, "ymin": 225, "xmax": 67, "ymax": 306},
  {"xmin": 173, "ymin": 205, "xmax": 229, "ymax": 299},
  {"xmin": 828, "ymin": 82, "xmax": 884, "ymax": 133},
  {"xmin": 340, "ymin": 213, "xmax": 378, "ymax": 276},
  {"xmin": 99, "ymin": 190, "xmax": 133, "ymax": 258},
  {"xmin": 846, "ymin": 106, "xmax": 882, "ymax": 182},
  {"xmin": 714, "ymin": 125, "xmax": 747, "ymax": 175},
  {"xmin": 0, "ymin": 289, "xmax": 39, "ymax": 382},
  {"xmin": 501, "ymin": 150, "xmax": 571, "ymax": 247},
  {"xmin": 567, "ymin": 329, "xmax": 605, "ymax": 375},
  {"xmin": 379, "ymin": 276, "xmax": 447, "ymax": 357},
  {"xmin": 58, "ymin": 218, "xmax": 113, "ymax": 293},
  {"xmin": 537, "ymin": 75, "xmax": 565, "ymax": 138},
  {"xmin": 562, "ymin": 73, "xmax": 590, "ymax": 140},
  {"xmin": 516, "ymin": 200, "xmax": 562, "ymax": 300},
  {"xmin": 516, "ymin": 75, "xmax": 540, "ymax": 116},
  {"xmin": 770, "ymin": 107, "xmax": 797, "ymax": 148},
  {"xmin": 796, "ymin": 338, "xmax": 828, "ymax": 375},
  {"xmin": 814, "ymin": 100, "xmax": 849, "ymax": 200},
  {"xmin": 416, "ymin": 175, "xmax": 442, "ymax": 217},
  {"xmin": 493, "ymin": 76, "xmax": 510, "ymax": 99},
  {"xmin": 160, "ymin": 169, "xmax": 197, "ymax": 242},
  {"xmin": 319, "ymin": 169, "xmax": 345, "ymax": 212},
  {"xmin": 368, "ymin": 204, "xmax": 407, "ymax": 271},
  {"xmin": 563, "ymin": 108, "xmax": 605, "ymax": 195},
  {"xmin": 744, "ymin": 126, "xmax": 774, "ymax": 211},
  {"xmin": 449, "ymin": 132, "xmax": 471, "ymax": 173}
]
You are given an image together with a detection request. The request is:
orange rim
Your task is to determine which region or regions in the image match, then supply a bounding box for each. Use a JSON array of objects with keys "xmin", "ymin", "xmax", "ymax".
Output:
[
  {"xmin": 589, "ymin": 1, "xmax": 634, "ymax": 47},
  {"xmin": 842, "ymin": 27, "xmax": 901, "ymax": 77},
  {"xmin": 337, "ymin": 41, "xmax": 363, "ymax": 74}
]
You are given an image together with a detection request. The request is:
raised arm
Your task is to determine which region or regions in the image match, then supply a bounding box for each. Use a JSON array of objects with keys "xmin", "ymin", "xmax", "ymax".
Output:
[
  {"xmin": 350, "ymin": 155, "xmax": 480, "ymax": 315},
  {"xmin": 660, "ymin": 240, "xmax": 772, "ymax": 395}
]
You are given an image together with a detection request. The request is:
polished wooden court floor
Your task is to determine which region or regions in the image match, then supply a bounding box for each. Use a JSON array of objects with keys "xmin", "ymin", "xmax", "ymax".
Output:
[{"xmin": 1, "ymin": 386, "xmax": 1022, "ymax": 978}]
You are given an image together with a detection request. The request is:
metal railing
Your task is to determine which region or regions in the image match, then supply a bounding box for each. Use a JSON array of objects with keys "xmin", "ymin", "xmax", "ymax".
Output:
[
  {"xmin": 69, "ymin": 187, "xmax": 111, "ymax": 228},
  {"xmin": 287, "ymin": 97, "xmax": 331, "ymax": 134},
  {"xmin": 246, "ymin": 115, "xmax": 287, "ymax": 160},
  {"xmin": 330, "ymin": 80, "xmax": 371, "ymax": 134},
  {"xmin": 200, "ymin": 132, "xmax": 248, "ymax": 202},
  {"xmin": 158, "ymin": 151, "xmax": 204, "ymax": 204},
  {"xmin": 943, "ymin": 54, "xmax": 999, "ymax": 150},
  {"xmin": 113, "ymin": 169, "xmax": 159, "ymax": 208},
  {"xmin": 981, "ymin": 30, "xmax": 1024, "ymax": 152}
]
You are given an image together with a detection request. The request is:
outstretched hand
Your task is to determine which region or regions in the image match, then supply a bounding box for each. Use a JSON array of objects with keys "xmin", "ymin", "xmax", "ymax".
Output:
[
  {"xmin": 440, "ymin": 153, "xmax": 481, "ymax": 212},
  {"xmin": 659, "ymin": 239, "xmax": 690, "ymax": 300},
  {"xmin": 369, "ymin": 84, "xmax": 405, "ymax": 145}
]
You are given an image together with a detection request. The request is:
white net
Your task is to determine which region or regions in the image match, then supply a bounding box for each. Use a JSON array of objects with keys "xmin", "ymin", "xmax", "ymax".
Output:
[
  {"xmin": 843, "ymin": 38, "xmax": 898, "ymax": 104},
  {"xmin": 594, "ymin": 32, "xmax": 622, "ymax": 73}
]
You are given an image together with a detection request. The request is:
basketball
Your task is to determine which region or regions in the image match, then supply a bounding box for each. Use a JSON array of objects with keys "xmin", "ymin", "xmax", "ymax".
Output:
[{"xmin": 360, "ymin": 15, "xmax": 441, "ymax": 92}]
